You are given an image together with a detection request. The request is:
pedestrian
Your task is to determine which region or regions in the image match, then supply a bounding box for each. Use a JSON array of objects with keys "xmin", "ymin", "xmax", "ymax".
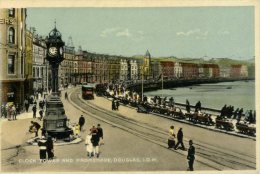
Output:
[
  {"xmin": 116, "ymin": 100, "xmax": 120, "ymax": 110},
  {"xmin": 97, "ymin": 124, "xmax": 104, "ymax": 145},
  {"xmin": 24, "ymin": 99, "xmax": 29, "ymax": 112},
  {"xmin": 85, "ymin": 130, "xmax": 93, "ymax": 158},
  {"xmin": 16, "ymin": 103, "xmax": 20, "ymax": 115},
  {"xmin": 195, "ymin": 101, "xmax": 201, "ymax": 112},
  {"xmin": 7, "ymin": 104, "xmax": 12, "ymax": 120},
  {"xmin": 175, "ymin": 128, "xmax": 185, "ymax": 150},
  {"xmin": 91, "ymin": 127, "xmax": 100, "ymax": 158},
  {"xmin": 65, "ymin": 92, "xmax": 68, "ymax": 100},
  {"xmin": 112, "ymin": 99, "xmax": 116, "ymax": 110},
  {"xmin": 38, "ymin": 136, "xmax": 47, "ymax": 161},
  {"xmin": 186, "ymin": 99, "xmax": 190, "ymax": 113},
  {"xmin": 30, "ymin": 121, "xmax": 41, "ymax": 137},
  {"xmin": 168, "ymin": 126, "xmax": 175, "ymax": 149},
  {"xmin": 78, "ymin": 115, "xmax": 85, "ymax": 131},
  {"xmin": 39, "ymin": 109, "xmax": 43, "ymax": 121},
  {"xmin": 39, "ymin": 100, "xmax": 43, "ymax": 110},
  {"xmin": 32, "ymin": 104, "xmax": 37, "ymax": 118},
  {"xmin": 74, "ymin": 124, "xmax": 80, "ymax": 137},
  {"xmin": 11, "ymin": 104, "xmax": 17, "ymax": 120},
  {"xmin": 187, "ymin": 140, "xmax": 195, "ymax": 171},
  {"xmin": 46, "ymin": 136, "xmax": 54, "ymax": 160}
]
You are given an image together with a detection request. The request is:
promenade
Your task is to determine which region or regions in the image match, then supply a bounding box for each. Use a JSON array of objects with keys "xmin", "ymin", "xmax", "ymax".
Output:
[
  {"xmin": 1, "ymin": 87, "xmax": 215, "ymax": 172},
  {"xmin": 1, "ymin": 87, "xmax": 255, "ymax": 172}
]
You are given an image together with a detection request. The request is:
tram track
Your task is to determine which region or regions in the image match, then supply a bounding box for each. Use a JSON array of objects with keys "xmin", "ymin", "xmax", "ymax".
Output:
[{"xmin": 68, "ymin": 88, "xmax": 256, "ymax": 171}]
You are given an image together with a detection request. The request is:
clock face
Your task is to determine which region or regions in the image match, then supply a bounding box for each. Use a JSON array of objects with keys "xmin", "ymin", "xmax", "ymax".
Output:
[
  {"xmin": 59, "ymin": 47, "xmax": 63, "ymax": 55},
  {"xmin": 48, "ymin": 47, "xmax": 58, "ymax": 57}
]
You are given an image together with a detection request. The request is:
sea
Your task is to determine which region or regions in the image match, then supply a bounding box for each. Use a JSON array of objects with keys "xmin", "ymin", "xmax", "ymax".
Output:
[{"xmin": 144, "ymin": 80, "xmax": 255, "ymax": 111}]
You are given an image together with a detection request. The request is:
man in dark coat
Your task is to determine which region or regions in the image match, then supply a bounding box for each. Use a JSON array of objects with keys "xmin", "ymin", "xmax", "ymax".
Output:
[
  {"xmin": 175, "ymin": 128, "xmax": 185, "ymax": 150},
  {"xmin": 91, "ymin": 128, "xmax": 100, "ymax": 158},
  {"xmin": 97, "ymin": 124, "xmax": 103, "ymax": 145},
  {"xmin": 112, "ymin": 99, "xmax": 116, "ymax": 110},
  {"xmin": 30, "ymin": 121, "xmax": 41, "ymax": 137},
  {"xmin": 32, "ymin": 104, "xmax": 37, "ymax": 118},
  {"xmin": 24, "ymin": 99, "xmax": 29, "ymax": 112},
  {"xmin": 39, "ymin": 109, "xmax": 43, "ymax": 121},
  {"xmin": 38, "ymin": 136, "xmax": 47, "ymax": 161},
  {"xmin": 186, "ymin": 100, "xmax": 190, "ymax": 113},
  {"xmin": 46, "ymin": 136, "xmax": 54, "ymax": 160},
  {"xmin": 187, "ymin": 140, "xmax": 195, "ymax": 171},
  {"xmin": 116, "ymin": 100, "xmax": 120, "ymax": 110},
  {"xmin": 78, "ymin": 115, "xmax": 85, "ymax": 131},
  {"xmin": 65, "ymin": 92, "xmax": 68, "ymax": 100}
]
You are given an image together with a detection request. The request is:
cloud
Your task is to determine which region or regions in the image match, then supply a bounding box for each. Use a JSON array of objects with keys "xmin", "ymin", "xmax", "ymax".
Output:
[
  {"xmin": 116, "ymin": 29, "xmax": 131, "ymax": 37},
  {"xmin": 100, "ymin": 28, "xmax": 144, "ymax": 41},
  {"xmin": 100, "ymin": 28, "xmax": 120, "ymax": 37},
  {"xmin": 218, "ymin": 30, "xmax": 230, "ymax": 35},
  {"xmin": 176, "ymin": 29, "xmax": 208, "ymax": 39}
]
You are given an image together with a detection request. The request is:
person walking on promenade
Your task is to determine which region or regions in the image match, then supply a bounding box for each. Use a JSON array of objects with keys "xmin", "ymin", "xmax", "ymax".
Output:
[
  {"xmin": 11, "ymin": 104, "xmax": 17, "ymax": 120},
  {"xmin": 116, "ymin": 100, "xmax": 120, "ymax": 110},
  {"xmin": 30, "ymin": 121, "xmax": 41, "ymax": 137},
  {"xmin": 175, "ymin": 128, "xmax": 185, "ymax": 150},
  {"xmin": 74, "ymin": 124, "xmax": 80, "ymax": 137},
  {"xmin": 78, "ymin": 115, "xmax": 85, "ymax": 131},
  {"xmin": 195, "ymin": 101, "xmax": 201, "ymax": 112},
  {"xmin": 39, "ymin": 109, "xmax": 44, "ymax": 121},
  {"xmin": 91, "ymin": 127, "xmax": 100, "ymax": 158},
  {"xmin": 24, "ymin": 98, "xmax": 29, "ymax": 112},
  {"xmin": 187, "ymin": 140, "xmax": 195, "ymax": 171},
  {"xmin": 186, "ymin": 100, "xmax": 190, "ymax": 113},
  {"xmin": 97, "ymin": 124, "xmax": 104, "ymax": 145},
  {"xmin": 85, "ymin": 131, "xmax": 93, "ymax": 158},
  {"xmin": 32, "ymin": 104, "xmax": 37, "ymax": 118},
  {"xmin": 168, "ymin": 126, "xmax": 175, "ymax": 149},
  {"xmin": 38, "ymin": 136, "xmax": 47, "ymax": 161},
  {"xmin": 65, "ymin": 92, "xmax": 68, "ymax": 100},
  {"xmin": 112, "ymin": 99, "xmax": 116, "ymax": 110},
  {"xmin": 1, "ymin": 104, "xmax": 5, "ymax": 118},
  {"xmin": 46, "ymin": 136, "xmax": 54, "ymax": 160}
]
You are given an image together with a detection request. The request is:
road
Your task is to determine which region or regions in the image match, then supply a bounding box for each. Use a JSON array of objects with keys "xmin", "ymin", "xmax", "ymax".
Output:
[
  {"xmin": 69, "ymin": 87, "xmax": 256, "ymax": 171},
  {"xmin": 0, "ymin": 87, "xmax": 256, "ymax": 172}
]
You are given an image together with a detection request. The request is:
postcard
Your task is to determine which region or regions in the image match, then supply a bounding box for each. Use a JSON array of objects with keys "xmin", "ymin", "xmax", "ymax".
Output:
[{"xmin": 0, "ymin": 0, "xmax": 259, "ymax": 174}]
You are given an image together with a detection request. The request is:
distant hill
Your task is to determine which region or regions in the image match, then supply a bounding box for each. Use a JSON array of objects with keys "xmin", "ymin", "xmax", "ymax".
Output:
[
  {"xmin": 208, "ymin": 58, "xmax": 254, "ymax": 66},
  {"xmin": 131, "ymin": 54, "xmax": 254, "ymax": 66}
]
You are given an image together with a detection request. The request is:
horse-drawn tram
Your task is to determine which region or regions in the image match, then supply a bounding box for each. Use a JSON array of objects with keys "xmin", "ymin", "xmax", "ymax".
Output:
[
  {"xmin": 236, "ymin": 121, "xmax": 256, "ymax": 135},
  {"xmin": 215, "ymin": 116, "xmax": 234, "ymax": 131},
  {"xmin": 185, "ymin": 112, "xmax": 215, "ymax": 125}
]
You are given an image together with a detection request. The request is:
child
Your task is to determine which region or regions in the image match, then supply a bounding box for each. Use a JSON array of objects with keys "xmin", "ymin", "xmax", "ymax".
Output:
[{"xmin": 75, "ymin": 124, "xmax": 80, "ymax": 137}]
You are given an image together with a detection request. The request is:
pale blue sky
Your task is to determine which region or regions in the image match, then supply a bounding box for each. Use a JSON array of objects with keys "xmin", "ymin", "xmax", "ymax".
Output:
[{"xmin": 27, "ymin": 7, "xmax": 254, "ymax": 59}]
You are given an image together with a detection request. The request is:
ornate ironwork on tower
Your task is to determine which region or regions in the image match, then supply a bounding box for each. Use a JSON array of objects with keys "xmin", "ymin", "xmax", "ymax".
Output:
[{"xmin": 43, "ymin": 23, "xmax": 72, "ymax": 139}]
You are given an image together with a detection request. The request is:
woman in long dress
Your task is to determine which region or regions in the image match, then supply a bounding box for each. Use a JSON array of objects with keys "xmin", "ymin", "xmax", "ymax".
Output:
[{"xmin": 85, "ymin": 131, "xmax": 93, "ymax": 158}]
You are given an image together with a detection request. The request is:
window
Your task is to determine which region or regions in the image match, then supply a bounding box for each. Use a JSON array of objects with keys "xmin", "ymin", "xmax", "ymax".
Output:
[
  {"xmin": 8, "ymin": 55, "xmax": 15, "ymax": 74},
  {"xmin": 8, "ymin": 27, "xmax": 15, "ymax": 44},
  {"xmin": 8, "ymin": 8, "xmax": 15, "ymax": 17}
]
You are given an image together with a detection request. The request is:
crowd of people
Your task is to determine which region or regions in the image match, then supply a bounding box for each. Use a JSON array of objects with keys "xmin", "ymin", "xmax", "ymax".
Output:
[
  {"xmin": 219, "ymin": 104, "xmax": 256, "ymax": 124},
  {"xmin": 30, "ymin": 113, "xmax": 105, "ymax": 160},
  {"xmin": 0, "ymin": 103, "xmax": 18, "ymax": 120},
  {"xmin": 0, "ymin": 91, "xmax": 47, "ymax": 121}
]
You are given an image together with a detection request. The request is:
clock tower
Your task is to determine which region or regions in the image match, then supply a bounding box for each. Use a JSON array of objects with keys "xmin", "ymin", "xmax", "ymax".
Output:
[{"xmin": 43, "ymin": 23, "xmax": 72, "ymax": 139}]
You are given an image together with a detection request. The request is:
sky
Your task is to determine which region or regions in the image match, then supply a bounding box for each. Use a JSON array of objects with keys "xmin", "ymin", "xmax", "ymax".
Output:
[{"xmin": 26, "ymin": 7, "xmax": 255, "ymax": 59}]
